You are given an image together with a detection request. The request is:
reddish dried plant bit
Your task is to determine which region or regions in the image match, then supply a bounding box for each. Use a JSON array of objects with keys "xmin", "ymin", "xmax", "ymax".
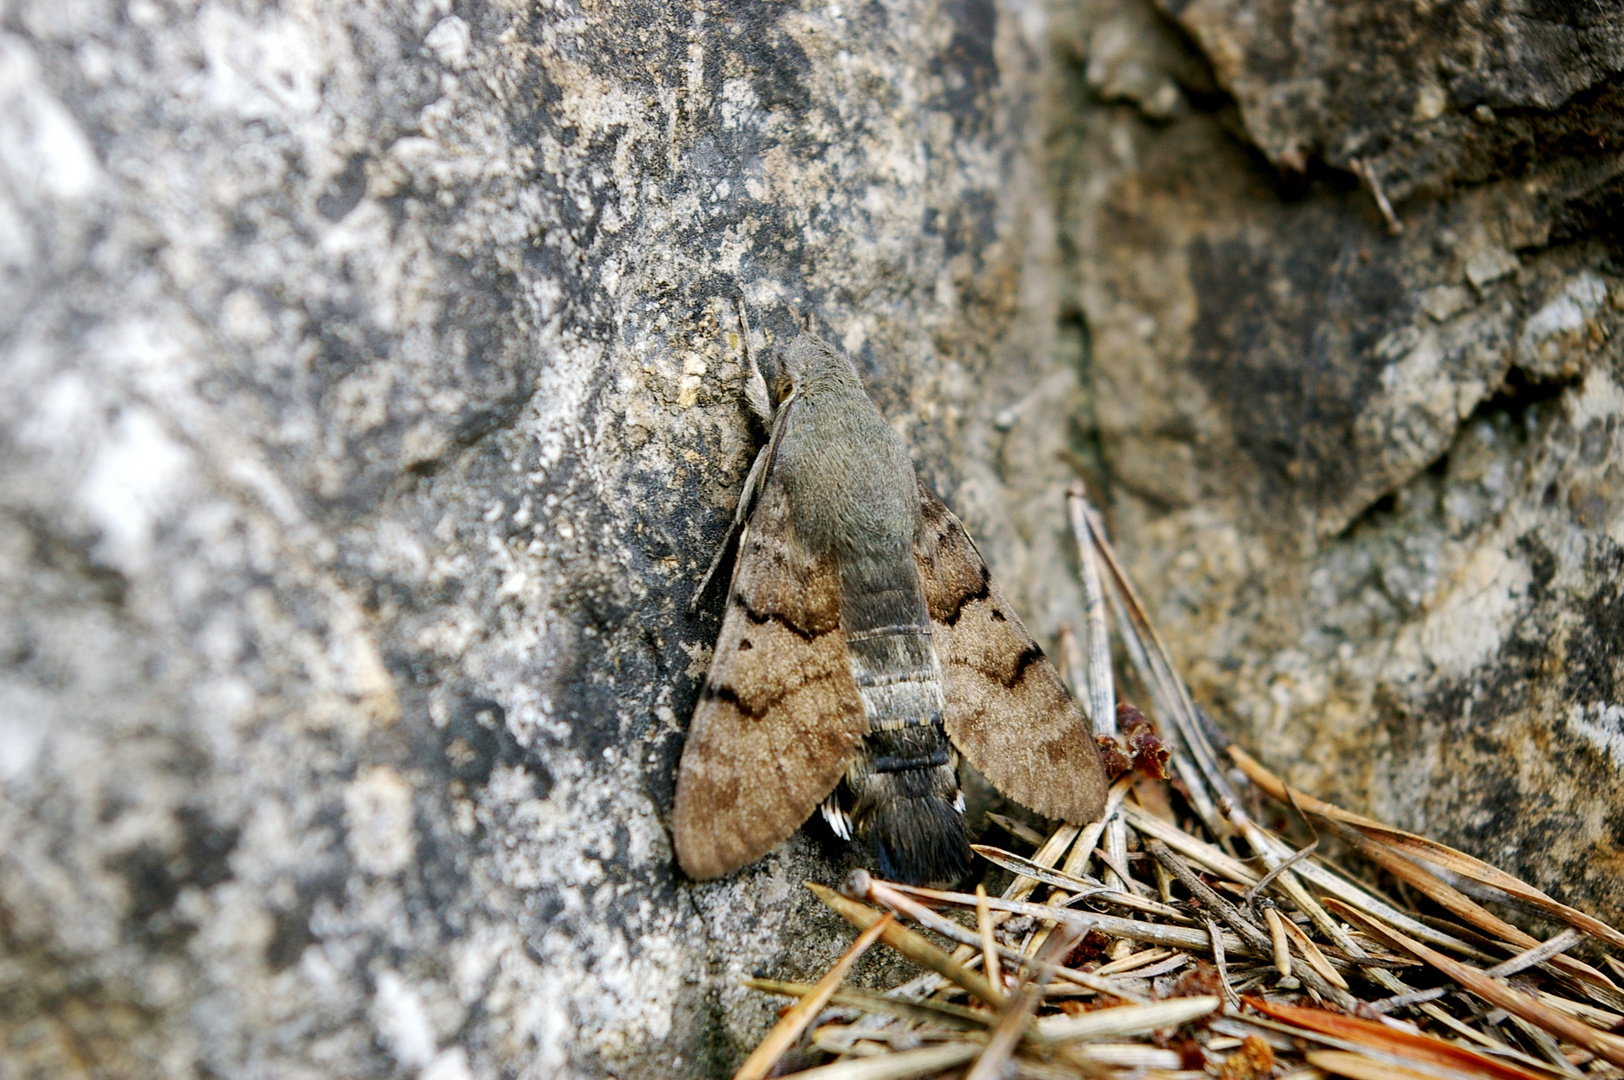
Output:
[
  {"xmin": 1088, "ymin": 994, "xmax": 1134, "ymax": 1011},
  {"xmin": 1095, "ymin": 733, "xmax": 1132, "ymax": 781},
  {"xmin": 1176, "ymin": 1037, "xmax": 1207, "ymax": 1071},
  {"xmin": 1217, "ymin": 1035, "xmax": 1275, "ymax": 1080},
  {"xmin": 1174, "ymin": 960, "xmax": 1223, "ymax": 998},
  {"xmin": 1064, "ymin": 928, "xmax": 1113, "ymax": 967},
  {"xmin": 1129, "ymin": 729, "xmax": 1171, "ymax": 780},
  {"xmin": 1116, "ymin": 702, "xmax": 1147, "ymax": 733}
]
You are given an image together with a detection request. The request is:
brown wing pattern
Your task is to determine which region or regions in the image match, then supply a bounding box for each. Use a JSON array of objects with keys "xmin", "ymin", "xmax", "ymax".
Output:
[
  {"xmin": 673, "ymin": 473, "xmax": 867, "ymax": 879},
  {"xmin": 915, "ymin": 484, "xmax": 1108, "ymax": 825}
]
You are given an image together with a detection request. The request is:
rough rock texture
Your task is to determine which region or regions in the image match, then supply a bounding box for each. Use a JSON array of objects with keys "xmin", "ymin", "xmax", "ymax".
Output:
[
  {"xmin": 1052, "ymin": 0, "xmax": 1624, "ymax": 929},
  {"xmin": 4, "ymin": 0, "xmax": 1624, "ymax": 1077},
  {"xmin": 0, "ymin": 0, "xmax": 1082, "ymax": 1077}
]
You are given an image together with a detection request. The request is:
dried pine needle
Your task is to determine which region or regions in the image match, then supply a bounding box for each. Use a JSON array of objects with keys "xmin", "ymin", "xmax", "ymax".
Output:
[{"xmin": 733, "ymin": 487, "xmax": 1624, "ymax": 1080}]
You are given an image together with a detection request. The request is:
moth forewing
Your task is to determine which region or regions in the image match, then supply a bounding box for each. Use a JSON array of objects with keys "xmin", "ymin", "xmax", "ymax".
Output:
[{"xmin": 672, "ymin": 467, "xmax": 867, "ymax": 880}]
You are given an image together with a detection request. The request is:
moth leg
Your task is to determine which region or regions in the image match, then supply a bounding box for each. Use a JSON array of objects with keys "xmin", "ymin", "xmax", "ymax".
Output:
[
  {"xmin": 820, "ymin": 791, "xmax": 854, "ymax": 841},
  {"xmin": 690, "ymin": 299, "xmax": 780, "ymax": 614},
  {"xmin": 689, "ymin": 441, "xmax": 772, "ymax": 613}
]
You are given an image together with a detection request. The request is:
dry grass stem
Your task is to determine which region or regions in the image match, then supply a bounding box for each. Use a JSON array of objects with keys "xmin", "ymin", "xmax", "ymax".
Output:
[
  {"xmin": 734, "ymin": 913, "xmax": 894, "ymax": 1080},
  {"xmin": 734, "ymin": 485, "xmax": 1624, "ymax": 1080}
]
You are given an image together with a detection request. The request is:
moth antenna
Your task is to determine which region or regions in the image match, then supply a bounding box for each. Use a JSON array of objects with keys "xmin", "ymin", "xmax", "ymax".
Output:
[{"xmin": 738, "ymin": 296, "xmax": 773, "ymax": 424}]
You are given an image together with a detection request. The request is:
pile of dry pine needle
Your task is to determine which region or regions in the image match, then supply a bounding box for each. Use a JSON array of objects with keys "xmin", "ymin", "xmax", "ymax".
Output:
[{"xmin": 733, "ymin": 484, "xmax": 1624, "ymax": 1080}]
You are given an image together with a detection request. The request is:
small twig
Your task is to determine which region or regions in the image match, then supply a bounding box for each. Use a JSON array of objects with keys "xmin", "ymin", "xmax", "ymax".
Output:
[
  {"xmin": 1066, "ymin": 484, "xmax": 1117, "ymax": 735},
  {"xmin": 976, "ymin": 884, "xmax": 1002, "ymax": 994},
  {"xmin": 1120, "ymin": 802, "xmax": 1258, "ymax": 884},
  {"xmin": 861, "ymin": 874, "xmax": 1118, "ymax": 1001},
  {"xmin": 1243, "ymin": 838, "xmax": 1319, "ymax": 908},
  {"xmin": 985, "ymin": 812, "xmax": 1048, "ymax": 848},
  {"xmin": 887, "ymin": 881, "xmax": 1244, "ymax": 967},
  {"xmin": 1093, "ymin": 947, "xmax": 1172, "ymax": 977},
  {"xmin": 781, "ymin": 1043, "xmax": 980, "ymax": 1080},
  {"xmin": 733, "ymin": 913, "xmax": 893, "ymax": 1080},
  {"xmin": 1151, "ymin": 840, "xmax": 1360, "ymax": 1010},
  {"xmin": 1207, "ymin": 917, "xmax": 1241, "ymax": 1011},
  {"xmin": 972, "ymin": 845, "xmax": 1182, "ymax": 920},
  {"xmin": 1149, "ymin": 841, "xmax": 1271, "ymax": 955},
  {"xmin": 1060, "ymin": 773, "xmax": 1134, "ymax": 879},
  {"xmin": 1328, "ymin": 820, "xmax": 1616, "ymax": 993},
  {"xmin": 745, "ymin": 979, "xmax": 991, "ymax": 1029},
  {"xmin": 1231, "ymin": 745, "xmax": 1624, "ymax": 956},
  {"xmin": 1263, "ymin": 905, "xmax": 1294, "ymax": 981},
  {"xmin": 1328, "ymin": 898, "xmax": 1624, "ymax": 1069},
  {"xmin": 808, "ymin": 882, "xmax": 1005, "ymax": 1008},
  {"xmin": 1276, "ymin": 909, "xmax": 1351, "ymax": 991},
  {"xmin": 1037, "ymin": 997, "xmax": 1220, "ymax": 1042},
  {"xmin": 1369, "ymin": 929, "xmax": 1587, "ymax": 1014},
  {"xmin": 1351, "ymin": 156, "xmax": 1404, "ymax": 234},
  {"xmin": 966, "ymin": 925, "xmax": 1083, "ymax": 1080},
  {"xmin": 1083, "ymin": 504, "xmax": 1236, "ymax": 829},
  {"xmin": 1094, "ymin": 847, "xmax": 1148, "ymax": 897}
]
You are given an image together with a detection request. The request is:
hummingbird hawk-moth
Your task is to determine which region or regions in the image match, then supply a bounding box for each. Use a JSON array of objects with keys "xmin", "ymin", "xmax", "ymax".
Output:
[{"xmin": 672, "ymin": 322, "xmax": 1108, "ymax": 886}]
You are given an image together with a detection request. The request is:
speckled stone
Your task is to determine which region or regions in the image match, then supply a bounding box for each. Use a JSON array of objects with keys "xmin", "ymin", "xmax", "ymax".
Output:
[
  {"xmin": 4, "ymin": 0, "xmax": 1623, "ymax": 1076},
  {"xmin": 1052, "ymin": 0, "xmax": 1624, "ymax": 940},
  {"xmin": 0, "ymin": 0, "xmax": 1073, "ymax": 1076}
]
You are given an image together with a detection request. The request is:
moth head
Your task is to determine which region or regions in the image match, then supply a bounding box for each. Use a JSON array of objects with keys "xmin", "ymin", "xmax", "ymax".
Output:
[
  {"xmin": 768, "ymin": 334, "xmax": 863, "ymax": 405},
  {"xmin": 758, "ymin": 347, "xmax": 792, "ymax": 408}
]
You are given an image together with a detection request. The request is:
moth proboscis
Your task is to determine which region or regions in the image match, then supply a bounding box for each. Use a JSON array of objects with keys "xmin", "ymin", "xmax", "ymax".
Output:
[{"xmin": 673, "ymin": 307, "xmax": 1108, "ymax": 886}]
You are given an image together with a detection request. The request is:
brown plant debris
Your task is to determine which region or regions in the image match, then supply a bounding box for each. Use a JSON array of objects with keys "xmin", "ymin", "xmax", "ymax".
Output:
[{"xmin": 737, "ymin": 485, "xmax": 1624, "ymax": 1079}]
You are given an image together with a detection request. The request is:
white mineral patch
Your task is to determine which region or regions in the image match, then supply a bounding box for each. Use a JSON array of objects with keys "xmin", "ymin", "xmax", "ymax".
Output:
[
  {"xmin": 198, "ymin": 5, "xmax": 324, "ymax": 120},
  {"xmin": 77, "ymin": 406, "xmax": 195, "ymax": 575},
  {"xmin": 0, "ymin": 36, "xmax": 102, "ymax": 203},
  {"xmin": 1412, "ymin": 545, "xmax": 1530, "ymax": 680},
  {"xmin": 419, "ymin": 1047, "xmax": 474, "ymax": 1080},
  {"xmin": 345, "ymin": 766, "xmax": 417, "ymax": 877},
  {"xmin": 1567, "ymin": 703, "xmax": 1624, "ymax": 771},
  {"xmin": 374, "ymin": 970, "xmax": 438, "ymax": 1069},
  {"xmin": 0, "ymin": 680, "xmax": 51, "ymax": 783},
  {"xmin": 425, "ymin": 17, "xmax": 471, "ymax": 70},
  {"xmin": 1519, "ymin": 271, "xmax": 1609, "ymax": 377},
  {"xmin": 1465, "ymin": 245, "xmax": 1518, "ymax": 290}
]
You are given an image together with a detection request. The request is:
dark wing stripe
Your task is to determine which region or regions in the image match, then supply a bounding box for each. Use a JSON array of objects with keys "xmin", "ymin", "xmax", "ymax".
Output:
[
  {"xmin": 935, "ymin": 564, "xmax": 990, "ymax": 627},
  {"xmin": 698, "ymin": 683, "xmax": 764, "ymax": 718},
  {"xmin": 1006, "ymin": 645, "xmax": 1045, "ymax": 688},
  {"xmin": 672, "ymin": 467, "xmax": 866, "ymax": 879},
  {"xmin": 736, "ymin": 593, "xmax": 823, "ymax": 640}
]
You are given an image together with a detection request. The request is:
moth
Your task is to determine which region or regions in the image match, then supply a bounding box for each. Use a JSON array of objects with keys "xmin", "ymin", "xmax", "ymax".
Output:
[{"xmin": 673, "ymin": 318, "xmax": 1108, "ymax": 886}]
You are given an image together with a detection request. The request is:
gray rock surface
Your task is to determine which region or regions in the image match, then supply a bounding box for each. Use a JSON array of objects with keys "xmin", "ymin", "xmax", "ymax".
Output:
[
  {"xmin": 0, "ymin": 0, "xmax": 1075, "ymax": 1076},
  {"xmin": 1053, "ymin": 0, "xmax": 1624, "ymax": 934},
  {"xmin": 3, "ymin": 0, "xmax": 1622, "ymax": 1077}
]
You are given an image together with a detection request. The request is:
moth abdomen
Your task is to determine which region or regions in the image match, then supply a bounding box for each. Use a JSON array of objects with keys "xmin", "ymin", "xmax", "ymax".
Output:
[
  {"xmin": 867, "ymin": 742, "xmax": 949, "ymax": 772},
  {"xmin": 847, "ymin": 725, "xmax": 971, "ymax": 886}
]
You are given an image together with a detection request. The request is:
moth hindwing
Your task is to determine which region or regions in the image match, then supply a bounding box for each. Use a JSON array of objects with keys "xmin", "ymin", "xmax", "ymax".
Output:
[{"xmin": 673, "ymin": 332, "xmax": 1108, "ymax": 885}]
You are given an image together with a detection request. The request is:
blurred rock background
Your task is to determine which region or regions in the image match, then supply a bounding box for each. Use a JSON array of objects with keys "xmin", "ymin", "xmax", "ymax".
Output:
[{"xmin": 0, "ymin": 0, "xmax": 1619, "ymax": 1076}]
